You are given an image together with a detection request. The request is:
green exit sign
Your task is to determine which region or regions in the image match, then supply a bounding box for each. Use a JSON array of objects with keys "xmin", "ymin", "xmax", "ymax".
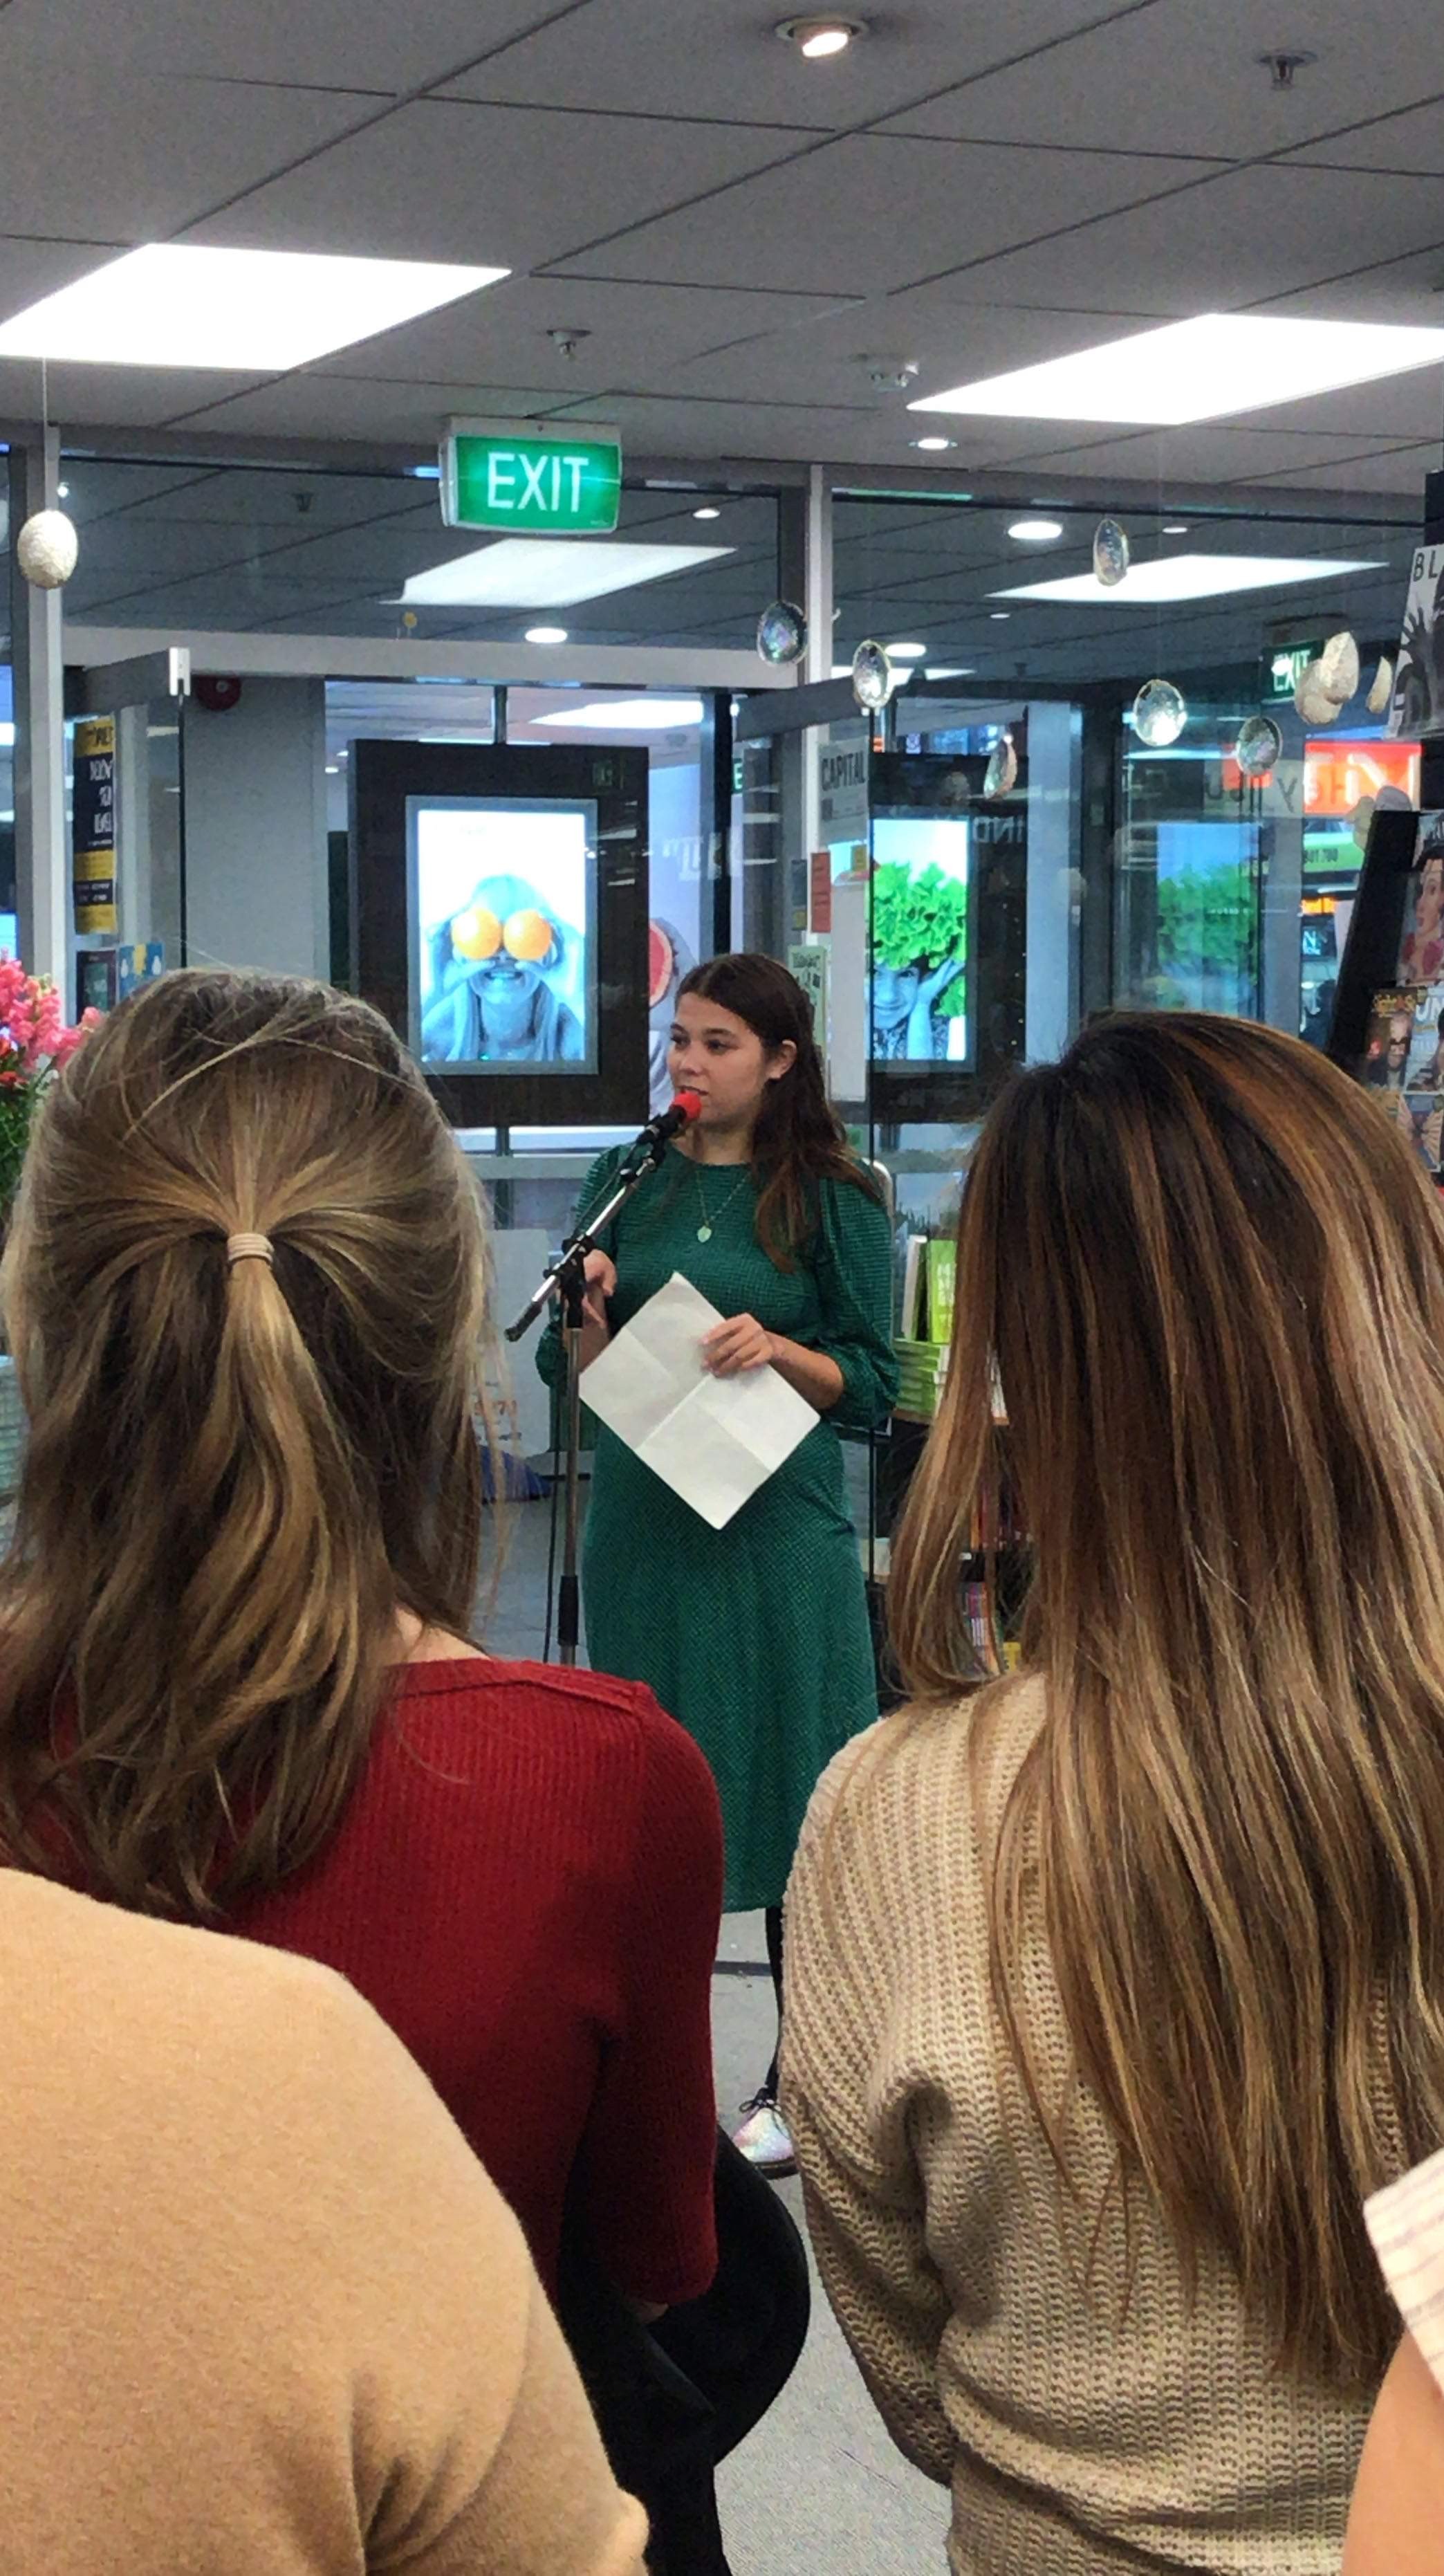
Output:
[
  {"xmin": 441, "ymin": 418, "xmax": 622, "ymax": 533},
  {"xmin": 1268, "ymin": 640, "xmax": 1323, "ymax": 699}
]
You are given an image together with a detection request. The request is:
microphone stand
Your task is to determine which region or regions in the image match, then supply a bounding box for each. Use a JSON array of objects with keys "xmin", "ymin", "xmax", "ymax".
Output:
[{"xmin": 504, "ymin": 1145, "xmax": 663, "ymax": 1668}]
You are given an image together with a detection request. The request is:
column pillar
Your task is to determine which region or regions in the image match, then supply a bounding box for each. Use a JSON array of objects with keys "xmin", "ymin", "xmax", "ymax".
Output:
[{"xmin": 8, "ymin": 432, "xmax": 68, "ymax": 989}]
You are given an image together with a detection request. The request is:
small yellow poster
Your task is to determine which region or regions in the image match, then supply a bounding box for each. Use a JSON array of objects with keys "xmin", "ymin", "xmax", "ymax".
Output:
[{"xmin": 73, "ymin": 714, "xmax": 118, "ymax": 935}]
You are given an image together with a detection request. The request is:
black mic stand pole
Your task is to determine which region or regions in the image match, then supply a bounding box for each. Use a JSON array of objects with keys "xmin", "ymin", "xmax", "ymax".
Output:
[{"xmin": 504, "ymin": 1148, "xmax": 663, "ymax": 1668}]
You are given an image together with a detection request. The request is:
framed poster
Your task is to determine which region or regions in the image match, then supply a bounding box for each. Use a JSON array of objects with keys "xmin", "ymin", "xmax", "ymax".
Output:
[{"xmin": 351, "ymin": 739, "xmax": 649, "ymax": 1128}]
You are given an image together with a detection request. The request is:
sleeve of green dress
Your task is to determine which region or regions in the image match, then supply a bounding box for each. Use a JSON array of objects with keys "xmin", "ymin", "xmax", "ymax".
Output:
[
  {"xmin": 535, "ymin": 1147, "xmax": 627, "ymax": 1394},
  {"xmin": 805, "ymin": 1177, "xmax": 900, "ymax": 1435}
]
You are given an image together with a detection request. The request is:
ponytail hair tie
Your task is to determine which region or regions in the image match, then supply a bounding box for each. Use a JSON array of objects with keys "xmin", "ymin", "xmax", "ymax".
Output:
[{"xmin": 225, "ymin": 1233, "xmax": 274, "ymax": 1269}]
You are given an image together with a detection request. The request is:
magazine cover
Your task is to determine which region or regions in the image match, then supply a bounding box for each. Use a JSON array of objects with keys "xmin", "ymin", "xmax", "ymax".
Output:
[
  {"xmin": 1396, "ymin": 1091, "xmax": 1444, "ymax": 1175},
  {"xmin": 1394, "ymin": 814, "xmax": 1444, "ymax": 984},
  {"xmin": 1389, "ymin": 543, "xmax": 1444, "ymax": 738},
  {"xmin": 1364, "ymin": 988, "xmax": 1426, "ymax": 1089}
]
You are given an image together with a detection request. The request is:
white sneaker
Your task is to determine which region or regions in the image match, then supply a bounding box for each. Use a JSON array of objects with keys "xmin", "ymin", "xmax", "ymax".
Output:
[{"xmin": 730, "ymin": 2090, "xmax": 797, "ymax": 2179}]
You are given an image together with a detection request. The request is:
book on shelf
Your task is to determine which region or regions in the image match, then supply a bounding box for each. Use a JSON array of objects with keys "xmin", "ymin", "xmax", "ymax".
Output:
[
  {"xmin": 900, "ymin": 1233, "xmax": 927, "ymax": 1341},
  {"xmin": 926, "ymin": 1238, "xmax": 956, "ymax": 1345}
]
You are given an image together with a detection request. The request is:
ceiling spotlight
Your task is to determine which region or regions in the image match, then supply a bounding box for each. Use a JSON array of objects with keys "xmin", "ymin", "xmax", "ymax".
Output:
[
  {"xmin": 1163, "ymin": 521, "xmax": 1190, "ymax": 534},
  {"xmin": 886, "ymin": 641, "xmax": 927, "ymax": 659},
  {"xmin": 776, "ymin": 15, "xmax": 867, "ymax": 57},
  {"xmin": 910, "ymin": 435, "xmax": 955, "ymax": 452},
  {"xmin": 864, "ymin": 356, "xmax": 919, "ymax": 391},
  {"xmin": 1008, "ymin": 517, "xmax": 1064, "ymax": 542},
  {"xmin": 525, "ymin": 625, "xmax": 568, "ymax": 644},
  {"xmin": 990, "ymin": 610, "xmax": 1012, "ymax": 620},
  {"xmin": 693, "ymin": 506, "xmax": 721, "ymax": 520}
]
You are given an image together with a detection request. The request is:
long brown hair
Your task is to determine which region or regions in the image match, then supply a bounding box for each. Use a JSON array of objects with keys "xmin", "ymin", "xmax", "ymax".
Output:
[
  {"xmin": 677, "ymin": 952, "xmax": 880, "ymax": 1264},
  {"xmin": 0, "ymin": 970, "xmax": 489, "ymax": 1920},
  {"xmin": 889, "ymin": 1011, "xmax": 1444, "ymax": 2386}
]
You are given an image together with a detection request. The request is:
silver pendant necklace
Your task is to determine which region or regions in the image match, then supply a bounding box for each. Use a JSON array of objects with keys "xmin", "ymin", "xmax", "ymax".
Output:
[{"xmin": 692, "ymin": 1159, "xmax": 750, "ymax": 1242}]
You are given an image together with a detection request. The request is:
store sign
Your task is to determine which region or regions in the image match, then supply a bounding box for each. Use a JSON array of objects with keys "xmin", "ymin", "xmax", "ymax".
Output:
[
  {"xmin": 440, "ymin": 419, "xmax": 622, "ymax": 533},
  {"xmin": 1268, "ymin": 641, "xmax": 1324, "ymax": 699},
  {"xmin": 816, "ymin": 725, "xmax": 869, "ymax": 847},
  {"xmin": 1304, "ymin": 738, "xmax": 1420, "ymax": 815},
  {"xmin": 72, "ymin": 715, "xmax": 118, "ymax": 935}
]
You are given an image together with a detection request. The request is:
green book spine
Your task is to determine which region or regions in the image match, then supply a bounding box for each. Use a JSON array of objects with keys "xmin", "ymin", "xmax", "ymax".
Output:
[{"xmin": 927, "ymin": 1238, "xmax": 956, "ymax": 1345}]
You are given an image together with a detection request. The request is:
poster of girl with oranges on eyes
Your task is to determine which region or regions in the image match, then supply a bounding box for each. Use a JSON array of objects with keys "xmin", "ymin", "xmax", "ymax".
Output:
[{"xmin": 412, "ymin": 798, "xmax": 593, "ymax": 1069}]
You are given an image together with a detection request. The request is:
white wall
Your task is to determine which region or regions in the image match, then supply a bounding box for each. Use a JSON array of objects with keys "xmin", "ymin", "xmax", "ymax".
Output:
[{"xmin": 182, "ymin": 677, "xmax": 329, "ymax": 977}]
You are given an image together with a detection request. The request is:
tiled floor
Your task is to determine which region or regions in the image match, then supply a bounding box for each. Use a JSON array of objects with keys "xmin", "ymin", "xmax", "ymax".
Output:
[{"xmin": 484, "ymin": 1493, "xmax": 947, "ymax": 2574}]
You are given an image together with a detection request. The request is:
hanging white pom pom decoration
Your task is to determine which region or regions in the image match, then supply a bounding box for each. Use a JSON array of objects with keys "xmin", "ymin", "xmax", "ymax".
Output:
[
  {"xmin": 17, "ymin": 508, "xmax": 78, "ymax": 589},
  {"xmin": 1317, "ymin": 629, "xmax": 1360, "ymax": 706},
  {"xmin": 1367, "ymin": 656, "xmax": 1394, "ymax": 717}
]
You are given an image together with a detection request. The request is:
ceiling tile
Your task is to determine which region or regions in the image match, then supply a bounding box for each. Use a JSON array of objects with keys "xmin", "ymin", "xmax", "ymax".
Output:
[
  {"xmin": 186, "ymin": 99, "xmax": 816, "ymax": 273},
  {"xmin": 1280, "ymin": 95, "xmax": 1444, "ymax": 176},
  {"xmin": 0, "ymin": 64, "xmax": 367, "ymax": 241},
  {"xmin": 927, "ymin": 163, "xmax": 1444, "ymax": 315},
  {"xmin": 438, "ymin": 0, "xmax": 1132, "ymax": 127},
  {"xmin": 878, "ymin": 0, "xmax": 1443, "ymax": 160},
  {"xmin": 663, "ymin": 291, "xmax": 1167, "ymax": 409},
  {"xmin": 0, "ymin": 356, "xmax": 272, "ymax": 426},
  {"xmin": 1252, "ymin": 443, "xmax": 1441, "ymax": 495},
  {"xmin": 1001, "ymin": 423, "xmax": 1434, "ymax": 484},
  {"xmin": 308, "ymin": 275, "xmax": 862, "ymax": 398},
  {"xmin": 165, "ymin": 376, "xmax": 575, "ymax": 439},
  {"xmin": 1, "ymin": 0, "xmax": 561, "ymax": 92},
  {"xmin": 550, "ymin": 134, "xmax": 1210, "ymax": 298}
]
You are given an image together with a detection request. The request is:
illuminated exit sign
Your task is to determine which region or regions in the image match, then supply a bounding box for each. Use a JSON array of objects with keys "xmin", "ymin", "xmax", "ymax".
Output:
[{"xmin": 441, "ymin": 418, "xmax": 622, "ymax": 533}]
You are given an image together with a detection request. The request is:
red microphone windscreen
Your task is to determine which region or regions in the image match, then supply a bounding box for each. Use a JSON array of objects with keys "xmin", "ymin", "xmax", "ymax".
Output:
[{"xmin": 674, "ymin": 1089, "xmax": 703, "ymax": 1123}]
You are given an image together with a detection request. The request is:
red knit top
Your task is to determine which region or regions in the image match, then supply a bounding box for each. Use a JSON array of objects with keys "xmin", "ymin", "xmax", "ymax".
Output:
[{"xmin": 223, "ymin": 1655, "xmax": 723, "ymax": 2307}]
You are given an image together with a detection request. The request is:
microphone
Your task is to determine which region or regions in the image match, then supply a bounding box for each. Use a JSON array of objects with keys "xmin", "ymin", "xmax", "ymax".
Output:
[{"xmin": 623, "ymin": 1089, "xmax": 703, "ymax": 1169}]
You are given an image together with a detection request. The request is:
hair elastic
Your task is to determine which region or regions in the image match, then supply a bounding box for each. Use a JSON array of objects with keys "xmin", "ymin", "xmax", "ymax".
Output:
[{"xmin": 225, "ymin": 1233, "xmax": 274, "ymax": 1269}]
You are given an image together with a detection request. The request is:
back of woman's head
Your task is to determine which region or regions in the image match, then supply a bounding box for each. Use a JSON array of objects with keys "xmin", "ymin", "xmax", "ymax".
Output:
[
  {"xmin": 0, "ymin": 969, "xmax": 488, "ymax": 1918},
  {"xmin": 890, "ymin": 1010, "xmax": 1444, "ymax": 2385}
]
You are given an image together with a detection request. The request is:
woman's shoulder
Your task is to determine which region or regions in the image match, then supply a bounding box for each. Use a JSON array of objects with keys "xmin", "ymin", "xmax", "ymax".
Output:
[
  {"xmin": 794, "ymin": 1671, "xmax": 1046, "ymax": 1897},
  {"xmin": 387, "ymin": 1656, "xmax": 714, "ymax": 1807}
]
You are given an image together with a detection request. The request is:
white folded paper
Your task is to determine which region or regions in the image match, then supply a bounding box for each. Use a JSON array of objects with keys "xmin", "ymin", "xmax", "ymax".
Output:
[{"xmin": 580, "ymin": 1271, "xmax": 816, "ymax": 1529}]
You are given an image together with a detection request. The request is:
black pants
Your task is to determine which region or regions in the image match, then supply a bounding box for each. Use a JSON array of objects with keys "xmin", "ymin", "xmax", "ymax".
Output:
[{"xmin": 763, "ymin": 1904, "xmax": 784, "ymax": 2099}]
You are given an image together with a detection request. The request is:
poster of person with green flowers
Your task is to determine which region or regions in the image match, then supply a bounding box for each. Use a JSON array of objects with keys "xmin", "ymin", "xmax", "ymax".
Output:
[{"xmin": 870, "ymin": 816, "xmax": 970, "ymax": 1062}]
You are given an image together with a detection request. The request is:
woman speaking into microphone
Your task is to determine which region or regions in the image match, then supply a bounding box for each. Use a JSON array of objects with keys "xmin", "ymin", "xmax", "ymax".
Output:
[{"xmin": 540, "ymin": 953, "xmax": 897, "ymax": 2173}]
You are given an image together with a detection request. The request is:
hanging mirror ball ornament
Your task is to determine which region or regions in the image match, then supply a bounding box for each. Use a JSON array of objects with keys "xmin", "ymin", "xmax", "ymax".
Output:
[
  {"xmin": 851, "ymin": 638, "xmax": 894, "ymax": 710},
  {"xmin": 16, "ymin": 507, "xmax": 78, "ymax": 589},
  {"xmin": 1294, "ymin": 659, "xmax": 1340, "ymax": 726},
  {"xmin": 1234, "ymin": 714, "xmax": 1282, "ymax": 778},
  {"xmin": 983, "ymin": 735, "xmax": 1019, "ymax": 798},
  {"xmin": 1367, "ymin": 654, "xmax": 1394, "ymax": 716},
  {"xmin": 756, "ymin": 599, "xmax": 807, "ymax": 666},
  {"xmin": 1317, "ymin": 629, "xmax": 1360, "ymax": 706},
  {"xmin": 1091, "ymin": 516, "xmax": 1130, "ymax": 587},
  {"xmin": 1131, "ymin": 678, "xmax": 1187, "ymax": 747}
]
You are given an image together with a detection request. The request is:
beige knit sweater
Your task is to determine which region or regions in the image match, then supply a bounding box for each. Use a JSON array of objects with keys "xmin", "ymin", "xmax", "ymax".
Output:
[
  {"xmin": 780, "ymin": 1675, "xmax": 1372, "ymax": 2575},
  {"xmin": 0, "ymin": 1866, "xmax": 648, "ymax": 2576}
]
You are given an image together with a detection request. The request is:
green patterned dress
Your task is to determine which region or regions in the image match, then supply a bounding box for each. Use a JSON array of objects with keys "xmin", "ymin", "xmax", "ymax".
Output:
[{"xmin": 538, "ymin": 1146, "xmax": 898, "ymax": 1910}]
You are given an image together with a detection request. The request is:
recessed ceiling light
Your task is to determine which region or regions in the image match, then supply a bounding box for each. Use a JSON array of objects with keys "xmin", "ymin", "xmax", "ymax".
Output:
[
  {"xmin": 525, "ymin": 624, "xmax": 568, "ymax": 644},
  {"xmin": 911, "ymin": 313, "xmax": 1444, "ymax": 426},
  {"xmin": 1163, "ymin": 522, "xmax": 1190, "ymax": 534},
  {"xmin": 395, "ymin": 537, "xmax": 732, "ymax": 610},
  {"xmin": 990, "ymin": 611, "xmax": 1012, "ymax": 620},
  {"xmin": 693, "ymin": 505, "xmax": 721, "ymax": 519},
  {"xmin": 57, "ymin": 481, "xmax": 70, "ymax": 498},
  {"xmin": 923, "ymin": 665, "xmax": 975, "ymax": 679},
  {"xmin": 993, "ymin": 551, "xmax": 1385, "ymax": 605},
  {"xmin": 325, "ymin": 764, "xmax": 340, "ymax": 775},
  {"xmin": 0, "ymin": 243, "xmax": 507, "ymax": 371},
  {"xmin": 775, "ymin": 15, "xmax": 867, "ymax": 57},
  {"xmin": 910, "ymin": 435, "xmax": 955, "ymax": 452},
  {"xmin": 887, "ymin": 641, "xmax": 927, "ymax": 659},
  {"xmin": 533, "ymin": 697, "xmax": 704, "ymax": 730},
  {"xmin": 1008, "ymin": 517, "xmax": 1064, "ymax": 542}
]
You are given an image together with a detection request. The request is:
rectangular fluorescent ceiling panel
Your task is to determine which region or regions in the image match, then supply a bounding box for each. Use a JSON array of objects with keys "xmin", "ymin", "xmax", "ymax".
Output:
[
  {"xmin": 533, "ymin": 698, "xmax": 704, "ymax": 729},
  {"xmin": 0, "ymin": 244, "xmax": 507, "ymax": 371},
  {"xmin": 911, "ymin": 314, "xmax": 1444, "ymax": 425},
  {"xmin": 397, "ymin": 539, "xmax": 732, "ymax": 609},
  {"xmin": 994, "ymin": 553, "xmax": 1385, "ymax": 605}
]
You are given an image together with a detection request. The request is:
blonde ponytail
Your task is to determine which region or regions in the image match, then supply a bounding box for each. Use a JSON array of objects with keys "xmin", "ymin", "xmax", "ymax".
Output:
[{"xmin": 0, "ymin": 970, "xmax": 489, "ymax": 1917}]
